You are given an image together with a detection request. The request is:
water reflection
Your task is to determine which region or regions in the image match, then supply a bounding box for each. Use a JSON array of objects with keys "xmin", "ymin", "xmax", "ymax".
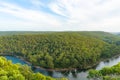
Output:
[
  {"xmin": 48, "ymin": 71, "xmax": 53, "ymax": 77},
  {"xmin": 32, "ymin": 66, "xmax": 48, "ymax": 76},
  {"xmin": 71, "ymin": 70, "xmax": 77, "ymax": 78},
  {"xmin": 61, "ymin": 71, "xmax": 67, "ymax": 76}
]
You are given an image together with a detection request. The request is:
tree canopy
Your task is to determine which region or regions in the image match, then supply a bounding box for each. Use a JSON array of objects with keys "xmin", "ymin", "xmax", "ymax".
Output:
[
  {"xmin": 88, "ymin": 63, "xmax": 120, "ymax": 80},
  {"xmin": 0, "ymin": 56, "xmax": 67, "ymax": 80},
  {"xmin": 0, "ymin": 31, "xmax": 120, "ymax": 69}
]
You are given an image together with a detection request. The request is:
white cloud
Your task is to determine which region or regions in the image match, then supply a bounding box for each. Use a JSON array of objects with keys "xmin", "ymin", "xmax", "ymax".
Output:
[
  {"xmin": 0, "ymin": 2, "xmax": 62, "ymax": 30},
  {"xmin": 48, "ymin": 0, "xmax": 120, "ymax": 32}
]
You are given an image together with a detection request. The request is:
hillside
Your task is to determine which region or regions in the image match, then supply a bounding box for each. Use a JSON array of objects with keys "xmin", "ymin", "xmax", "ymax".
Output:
[
  {"xmin": 0, "ymin": 31, "xmax": 120, "ymax": 70},
  {"xmin": 0, "ymin": 56, "xmax": 67, "ymax": 80},
  {"xmin": 77, "ymin": 31, "xmax": 120, "ymax": 43}
]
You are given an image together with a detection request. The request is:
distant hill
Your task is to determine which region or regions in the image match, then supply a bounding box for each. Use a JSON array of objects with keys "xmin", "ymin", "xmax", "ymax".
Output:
[
  {"xmin": 0, "ymin": 31, "xmax": 53, "ymax": 36},
  {"xmin": 115, "ymin": 32, "xmax": 120, "ymax": 36},
  {"xmin": 78, "ymin": 31, "xmax": 120, "ymax": 44}
]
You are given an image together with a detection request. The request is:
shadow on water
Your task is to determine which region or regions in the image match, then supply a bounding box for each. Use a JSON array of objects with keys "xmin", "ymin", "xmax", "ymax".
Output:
[
  {"xmin": 31, "ymin": 66, "xmax": 48, "ymax": 75},
  {"xmin": 71, "ymin": 70, "xmax": 77, "ymax": 78},
  {"xmin": 47, "ymin": 71, "xmax": 53, "ymax": 77},
  {"xmin": 61, "ymin": 70, "xmax": 70, "ymax": 76}
]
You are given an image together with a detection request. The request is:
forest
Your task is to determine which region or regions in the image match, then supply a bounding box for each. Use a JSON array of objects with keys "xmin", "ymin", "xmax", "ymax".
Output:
[
  {"xmin": 88, "ymin": 62, "xmax": 120, "ymax": 80},
  {"xmin": 0, "ymin": 31, "xmax": 120, "ymax": 70},
  {"xmin": 0, "ymin": 56, "xmax": 67, "ymax": 80}
]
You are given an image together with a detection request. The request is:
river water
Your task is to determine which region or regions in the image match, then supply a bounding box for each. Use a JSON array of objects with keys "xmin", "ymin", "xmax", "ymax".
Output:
[{"xmin": 5, "ymin": 56, "xmax": 120, "ymax": 80}]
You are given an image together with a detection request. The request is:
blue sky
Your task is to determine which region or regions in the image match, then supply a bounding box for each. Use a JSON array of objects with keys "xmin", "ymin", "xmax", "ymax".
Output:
[{"xmin": 0, "ymin": 0, "xmax": 120, "ymax": 32}]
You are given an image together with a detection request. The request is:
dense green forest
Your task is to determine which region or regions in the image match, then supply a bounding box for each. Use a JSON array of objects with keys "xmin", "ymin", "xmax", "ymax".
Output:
[
  {"xmin": 88, "ymin": 63, "xmax": 120, "ymax": 80},
  {"xmin": 0, "ymin": 31, "xmax": 120, "ymax": 69},
  {"xmin": 0, "ymin": 56, "xmax": 67, "ymax": 80}
]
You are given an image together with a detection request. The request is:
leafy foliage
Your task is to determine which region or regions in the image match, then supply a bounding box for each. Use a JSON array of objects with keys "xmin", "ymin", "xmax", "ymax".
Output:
[
  {"xmin": 88, "ymin": 63, "xmax": 120, "ymax": 80},
  {"xmin": 0, "ymin": 57, "xmax": 67, "ymax": 80}
]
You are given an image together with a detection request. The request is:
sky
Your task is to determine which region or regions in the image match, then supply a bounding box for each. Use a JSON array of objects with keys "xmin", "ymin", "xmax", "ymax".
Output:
[{"xmin": 0, "ymin": 0, "xmax": 120, "ymax": 32}]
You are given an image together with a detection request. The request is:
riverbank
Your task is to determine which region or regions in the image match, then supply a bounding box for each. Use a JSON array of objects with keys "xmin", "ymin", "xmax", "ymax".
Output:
[
  {"xmin": 42, "ymin": 53, "xmax": 120, "ymax": 71},
  {"xmin": 15, "ymin": 56, "xmax": 99, "ymax": 72},
  {"xmin": 1, "ymin": 53, "xmax": 120, "ymax": 72},
  {"xmin": 0, "ymin": 53, "xmax": 93, "ymax": 71},
  {"xmin": 2, "ymin": 53, "xmax": 120, "ymax": 80}
]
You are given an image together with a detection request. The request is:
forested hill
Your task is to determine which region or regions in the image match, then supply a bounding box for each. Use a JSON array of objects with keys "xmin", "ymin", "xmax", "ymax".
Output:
[{"xmin": 0, "ymin": 31, "xmax": 120, "ymax": 69}]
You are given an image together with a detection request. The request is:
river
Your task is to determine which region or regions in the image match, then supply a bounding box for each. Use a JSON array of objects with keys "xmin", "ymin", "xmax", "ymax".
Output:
[{"xmin": 5, "ymin": 56, "xmax": 120, "ymax": 80}]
